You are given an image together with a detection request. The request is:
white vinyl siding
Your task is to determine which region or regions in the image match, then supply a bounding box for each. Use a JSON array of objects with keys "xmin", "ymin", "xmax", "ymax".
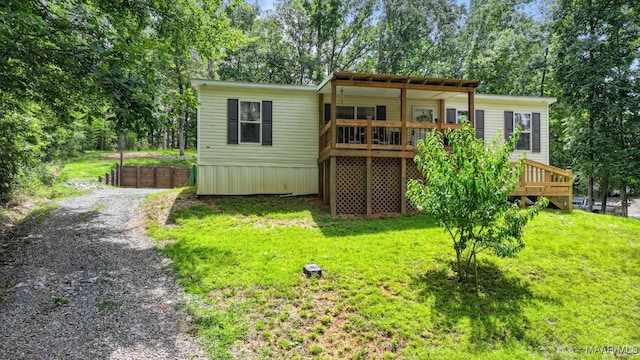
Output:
[
  {"xmin": 197, "ymin": 85, "xmax": 318, "ymax": 195},
  {"xmin": 446, "ymin": 96, "xmax": 550, "ymax": 164}
]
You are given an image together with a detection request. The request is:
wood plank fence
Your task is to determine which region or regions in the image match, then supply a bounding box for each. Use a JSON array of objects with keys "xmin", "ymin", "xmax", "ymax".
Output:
[{"xmin": 99, "ymin": 165, "xmax": 195, "ymax": 188}]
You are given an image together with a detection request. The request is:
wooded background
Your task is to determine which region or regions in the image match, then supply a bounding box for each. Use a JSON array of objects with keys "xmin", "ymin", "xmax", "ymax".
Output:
[{"xmin": 1, "ymin": 0, "xmax": 638, "ymax": 208}]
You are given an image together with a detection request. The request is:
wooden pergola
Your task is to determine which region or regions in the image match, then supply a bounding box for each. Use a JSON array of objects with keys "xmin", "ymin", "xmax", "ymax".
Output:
[{"xmin": 317, "ymin": 72, "xmax": 481, "ymax": 216}]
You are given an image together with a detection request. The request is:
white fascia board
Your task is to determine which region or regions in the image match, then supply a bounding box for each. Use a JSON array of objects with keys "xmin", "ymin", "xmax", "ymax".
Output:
[
  {"xmin": 454, "ymin": 93, "xmax": 557, "ymax": 105},
  {"xmin": 316, "ymin": 72, "xmax": 335, "ymax": 93},
  {"xmin": 190, "ymin": 79, "xmax": 317, "ymax": 92}
]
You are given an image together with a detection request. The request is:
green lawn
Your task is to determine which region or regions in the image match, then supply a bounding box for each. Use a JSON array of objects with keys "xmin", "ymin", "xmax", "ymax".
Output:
[
  {"xmin": 56, "ymin": 150, "xmax": 196, "ymax": 182},
  {"xmin": 145, "ymin": 190, "xmax": 640, "ymax": 359}
]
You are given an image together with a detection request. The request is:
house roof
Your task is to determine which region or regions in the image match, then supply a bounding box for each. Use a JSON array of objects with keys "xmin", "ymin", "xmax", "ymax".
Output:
[
  {"xmin": 191, "ymin": 73, "xmax": 556, "ymax": 104},
  {"xmin": 190, "ymin": 78, "xmax": 317, "ymax": 91},
  {"xmin": 454, "ymin": 93, "xmax": 557, "ymax": 105}
]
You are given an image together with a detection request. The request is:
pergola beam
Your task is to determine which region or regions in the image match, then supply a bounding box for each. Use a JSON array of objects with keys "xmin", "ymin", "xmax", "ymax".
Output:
[{"xmin": 333, "ymin": 79, "xmax": 476, "ymax": 93}]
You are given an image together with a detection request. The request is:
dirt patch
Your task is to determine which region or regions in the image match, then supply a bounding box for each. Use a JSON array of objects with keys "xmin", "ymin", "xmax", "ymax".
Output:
[
  {"xmin": 142, "ymin": 191, "xmax": 181, "ymax": 226},
  {"xmin": 247, "ymin": 217, "xmax": 318, "ymax": 230},
  {"xmin": 0, "ymin": 214, "xmax": 13, "ymax": 237},
  {"xmin": 172, "ymin": 199, "xmax": 219, "ymax": 213},
  {"xmin": 221, "ymin": 280, "xmax": 400, "ymax": 359},
  {"xmin": 0, "ymin": 200, "xmax": 36, "ymax": 236}
]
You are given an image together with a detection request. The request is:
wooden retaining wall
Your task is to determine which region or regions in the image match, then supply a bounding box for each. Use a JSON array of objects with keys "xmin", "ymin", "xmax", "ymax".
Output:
[{"xmin": 99, "ymin": 165, "xmax": 193, "ymax": 188}]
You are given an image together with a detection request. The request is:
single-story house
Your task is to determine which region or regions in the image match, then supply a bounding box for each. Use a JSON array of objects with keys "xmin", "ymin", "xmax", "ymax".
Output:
[{"xmin": 191, "ymin": 72, "xmax": 572, "ymax": 215}]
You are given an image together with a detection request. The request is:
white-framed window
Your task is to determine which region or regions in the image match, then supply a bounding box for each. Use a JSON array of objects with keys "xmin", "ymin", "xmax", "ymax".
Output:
[
  {"xmin": 239, "ymin": 100, "xmax": 261, "ymax": 143},
  {"xmin": 445, "ymin": 108, "xmax": 469, "ymax": 124},
  {"xmin": 514, "ymin": 112, "xmax": 531, "ymax": 150},
  {"xmin": 412, "ymin": 106, "xmax": 436, "ymax": 123},
  {"xmin": 456, "ymin": 110, "xmax": 468, "ymax": 124},
  {"xmin": 335, "ymin": 105, "xmax": 376, "ymax": 120},
  {"xmin": 334, "ymin": 105, "xmax": 380, "ymax": 144},
  {"xmin": 356, "ymin": 106, "xmax": 375, "ymax": 119}
]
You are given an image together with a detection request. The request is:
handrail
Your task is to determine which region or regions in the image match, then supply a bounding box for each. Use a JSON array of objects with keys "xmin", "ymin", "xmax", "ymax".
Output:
[
  {"xmin": 334, "ymin": 118, "xmax": 438, "ymax": 129},
  {"xmin": 521, "ymin": 159, "xmax": 572, "ymax": 178},
  {"xmin": 319, "ymin": 121, "xmax": 331, "ymax": 137}
]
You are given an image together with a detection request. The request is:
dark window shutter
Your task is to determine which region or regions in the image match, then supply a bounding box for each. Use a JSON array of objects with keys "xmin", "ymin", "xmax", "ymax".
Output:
[
  {"xmin": 262, "ymin": 100, "xmax": 272, "ymax": 146},
  {"xmin": 227, "ymin": 99, "xmax": 238, "ymax": 144},
  {"xmin": 446, "ymin": 108, "xmax": 456, "ymax": 124},
  {"xmin": 376, "ymin": 105, "xmax": 386, "ymax": 120},
  {"xmin": 532, "ymin": 112, "xmax": 541, "ymax": 152},
  {"xmin": 324, "ymin": 103, "xmax": 331, "ymax": 124},
  {"xmin": 475, "ymin": 110, "xmax": 484, "ymax": 139},
  {"xmin": 504, "ymin": 111, "xmax": 514, "ymax": 140}
]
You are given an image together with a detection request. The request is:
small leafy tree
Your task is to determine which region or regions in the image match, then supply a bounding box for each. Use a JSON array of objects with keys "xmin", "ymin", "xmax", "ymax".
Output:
[{"xmin": 406, "ymin": 124, "xmax": 548, "ymax": 285}]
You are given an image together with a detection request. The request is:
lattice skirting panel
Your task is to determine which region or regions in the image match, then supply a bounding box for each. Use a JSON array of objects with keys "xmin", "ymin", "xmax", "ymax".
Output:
[
  {"xmin": 336, "ymin": 157, "xmax": 367, "ymax": 214},
  {"xmin": 372, "ymin": 158, "xmax": 401, "ymax": 214},
  {"xmin": 406, "ymin": 158, "xmax": 424, "ymax": 213},
  {"xmin": 323, "ymin": 160, "xmax": 330, "ymax": 205}
]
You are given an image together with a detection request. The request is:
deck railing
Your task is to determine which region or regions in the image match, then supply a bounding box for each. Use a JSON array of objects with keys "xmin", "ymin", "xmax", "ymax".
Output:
[
  {"xmin": 512, "ymin": 159, "xmax": 573, "ymax": 209},
  {"xmin": 319, "ymin": 118, "xmax": 463, "ymax": 153}
]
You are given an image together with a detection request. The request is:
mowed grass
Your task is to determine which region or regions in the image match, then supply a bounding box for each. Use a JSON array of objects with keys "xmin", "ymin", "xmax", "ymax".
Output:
[
  {"xmin": 57, "ymin": 150, "xmax": 196, "ymax": 182},
  {"xmin": 145, "ymin": 189, "xmax": 640, "ymax": 359}
]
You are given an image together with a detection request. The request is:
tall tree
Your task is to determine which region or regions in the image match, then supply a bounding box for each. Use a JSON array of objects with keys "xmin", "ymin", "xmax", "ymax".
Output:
[
  {"xmin": 155, "ymin": 0, "xmax": 241, "ymax": 155},
  {"xmin": 554, "ymin": 0, "xmax": 640, "ymax": 212},
  {"xmin": 461, "ymin": 0, "xmax": 551, "ymax": 95},
  {"xmin": 376, "ymin": 0, "xmax": 463, "ymax": 76}
]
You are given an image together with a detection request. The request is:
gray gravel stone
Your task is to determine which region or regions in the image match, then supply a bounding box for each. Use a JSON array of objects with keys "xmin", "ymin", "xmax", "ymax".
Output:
[{"xmin": 0, "ymin": 188, "xmax": 208, "ymax": 359}]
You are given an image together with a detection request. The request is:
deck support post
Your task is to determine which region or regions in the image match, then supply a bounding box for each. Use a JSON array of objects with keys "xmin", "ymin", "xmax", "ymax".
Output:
[
  {"xmin": 324, "ymin": 161, "xmax": 329, "ymax": 204},
  {"xmin": 401, "ymin": 158, "xmax": 407, "ymax": 215},
  {"xmin": 567, "ymin": 168, "xmax": 573, "ymax": 212},
  {"xmin": 318, "ymin": 93, "xmax": 324, "ymax": 132},
  {"xmin": 318, "ymin": 161, "xmax": 324, "ymax": 200},
  {"xmin": 468, "ymin": 91, "xmax": 475, "ymax": 125},
  {"xmin": 330, "ymin": 81, "xmax": 337, "ymax": 149},
  {"xmin": 330, "ymin": 156, "xmax": 337, "ymax": 216},
  {"xmin": 318, "ymin": 93, "xmax": 325, "ymax": 199},
  {"xmin": 438, "ymin": 99, "xmax": 445, "ymax": 132},
  {"xmin": 366, "ymin": 157, "xmax": 372, "ymax": 217},
  {"xmin": 400, "ymin": 88, "xmax": 407, "ymax": 151}
]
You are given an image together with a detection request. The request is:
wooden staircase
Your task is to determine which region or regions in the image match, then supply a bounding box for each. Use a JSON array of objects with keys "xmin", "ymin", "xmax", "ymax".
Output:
[{"xmin": 511, "ymin": 159, "xmax": 573, "ymax": 210}]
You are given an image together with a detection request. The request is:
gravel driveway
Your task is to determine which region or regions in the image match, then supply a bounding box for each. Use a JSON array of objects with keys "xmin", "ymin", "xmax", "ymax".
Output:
[{"xmin": 0, "ymin": 188, "xmax": 207, "ymax": 359}]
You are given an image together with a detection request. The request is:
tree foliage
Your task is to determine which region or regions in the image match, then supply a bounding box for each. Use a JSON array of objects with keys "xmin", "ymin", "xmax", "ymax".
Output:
[
  {"xmin": 0, "ymin": 0, "xmax": 239, "ymax": 201},
  {"xmin": 406, "ymin": 124, "xmax": 548, "ymax": 284},
  {"xmin": 2, "ymin": 0, "xmax": 637, "ymax": 213},
  {"xmin": 553, "ymin": 0, "xmax": 640, "ymax": 211}
]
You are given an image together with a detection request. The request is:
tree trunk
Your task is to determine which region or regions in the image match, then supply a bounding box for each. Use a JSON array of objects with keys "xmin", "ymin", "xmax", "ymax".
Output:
[
  {"xmin": 163, "ymin": 128, "xmax": 168, "ymax": 150},
  {"xmin": 176, "ymin": 63, "xmax": 186, "ymax": 156},
  {"xmin": 315, "ymin": 0, "xmax": 323, "ymax": 83},
  {"xmin": 207, "ymin": 59, "xmax": 215, "ymax": 80},
  {"xmin": 474, "ymin": 251, "xmax": 479, "ymax": 294},
  {"xmin": 455, "ymin": 246, "xmax": 463, "ymax": 283},
  {"xmin": 118, "ymin": 134, "xmax": 124, "ymax": 187},
  {"xmin": 540, "ymin": 47, "xmax": 549, "ymax": 97},
  {"xmin": 621, "ymin": 181, "xmax": 628, "ymax": 217},
  {"xmin": 587, "ymin": 116, "xmax": 594, "ymax": 212},
  {"xmin": 179, "ymin": 111, "xmax": 186, "ymax": 156},
  {"xmin": 600, "ymin": 176, "xmax": 608, "ymax": 214},
  {"xmin": 587, "ymin": 175, "xmax": 594, "ymax": 212}
]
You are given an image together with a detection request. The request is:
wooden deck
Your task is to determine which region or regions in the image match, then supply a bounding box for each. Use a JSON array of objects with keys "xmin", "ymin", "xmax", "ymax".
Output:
[
  {"xmin": 512, "ymin": 159, "xmax": 573, "ymax": 210},
  {"xmin": 316, "ymin": 72, "xmax": 571, "ymax": 215}
]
